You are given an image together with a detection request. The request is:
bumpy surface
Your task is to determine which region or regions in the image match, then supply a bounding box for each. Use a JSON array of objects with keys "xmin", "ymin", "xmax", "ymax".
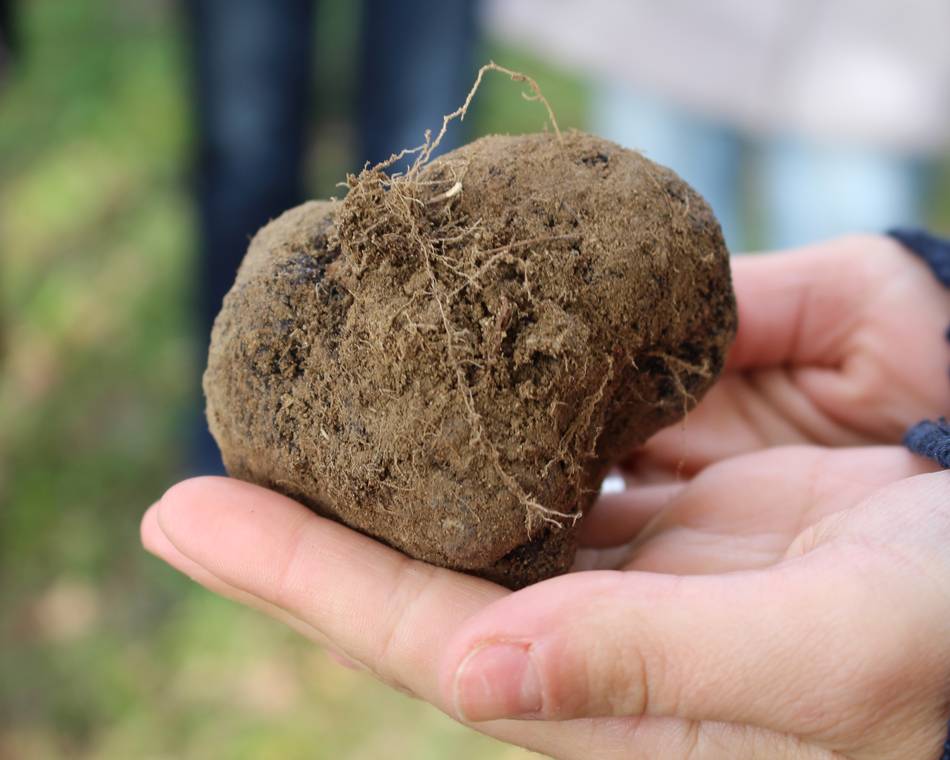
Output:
[{"xmin": 204, "ymin": 131, "xmax": 737, "ymax": 588}]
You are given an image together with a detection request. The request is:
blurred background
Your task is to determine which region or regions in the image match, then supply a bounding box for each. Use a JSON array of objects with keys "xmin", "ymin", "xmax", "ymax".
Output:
[{"xmin": 1, "ymin": 1, "xmax": 948, "ymax": 758}]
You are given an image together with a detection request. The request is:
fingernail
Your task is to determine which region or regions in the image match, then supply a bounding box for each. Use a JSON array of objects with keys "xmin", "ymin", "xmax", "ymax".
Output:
[{"xmin": 453, "ymin": 642, "xmax": 542, "ymax": 721}]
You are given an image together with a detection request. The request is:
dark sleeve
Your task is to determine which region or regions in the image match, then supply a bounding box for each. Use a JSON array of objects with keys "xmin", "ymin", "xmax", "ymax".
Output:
[
  {"xmin": 886, "ymin": 229, "xmax": 950, "ymax": 470},
  {"xmin": 889, "ymin": 228, "xmax": 950, "ymax": 287}
]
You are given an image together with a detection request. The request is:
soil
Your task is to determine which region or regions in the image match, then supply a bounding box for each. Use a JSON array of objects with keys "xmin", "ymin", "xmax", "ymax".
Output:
[{"xmin": 203, "ymin": 130, "xmax": 737, "ymax": 589}]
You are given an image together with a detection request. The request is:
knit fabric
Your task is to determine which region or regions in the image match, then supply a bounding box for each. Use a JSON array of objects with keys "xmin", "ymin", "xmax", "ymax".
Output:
[
  {"xmin": 904, "ymin": 418, "xmax": 950, "ymax": 469},
  {"xmin": 887, "ymin": 228, "xmax": 950, "ymax": 472},
  {"xmin": 890, "ymin": 228, "xmax": 950, "ymax": 286}
]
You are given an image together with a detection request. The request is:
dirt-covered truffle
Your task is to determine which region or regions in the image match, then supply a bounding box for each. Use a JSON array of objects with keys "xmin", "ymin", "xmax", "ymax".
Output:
[{"xmin": 204, "ymin": 131, "xmax": 736, "ymax": 589}]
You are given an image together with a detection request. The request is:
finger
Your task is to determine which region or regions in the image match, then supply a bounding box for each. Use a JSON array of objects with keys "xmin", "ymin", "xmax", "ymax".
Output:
[
  {"xmin": 792, "ymin": 469, "xmax": 949, "ymax": 563},
  {"xmin": 620, "ymin": 447, "xmax": 824, "ymax": 577},
  {"xmin": 141, "ymin": 502, "xmax": 339, "ymax": 654},
  {"xmin": 155, "ymin": 477, "xmax": 505, "ymax": 696},
  {"xmin": 440, "ymin": 555, "xmax": 906, "ymax": 737},
  {"xmin": 626, "ymin": 446, "xmax": 937, "ymax": 575},
  {"xmin": 577, "ymin": 483, "xmax": 683, "ymax": 548},
  {"xmin": 153, "ymin": 478, "xmax": 684, "ymax": 758},
  {"xmin": 152, "ymin": 479, "xmax": 848, "ymax": 759},
  {"xmin": 633, "ymin": 236, "xmax": 949, "ymax": 474},
  {"xmin": 631, "ymin": 372, "xmax": 865, "ymax": 477},
  {"xmin": 149, "ymin": 493, "xmax": 815, "ymax": 760}
]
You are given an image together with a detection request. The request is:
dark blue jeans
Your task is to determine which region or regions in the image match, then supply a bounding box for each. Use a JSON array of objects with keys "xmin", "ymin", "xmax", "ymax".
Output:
[
  {"xmin": 0, "ymin": 0, "xmax": 15, "ymax": 70},
  {"xmin": 186, "ymin": 0, "xmax": 478, "ymax": 473}
]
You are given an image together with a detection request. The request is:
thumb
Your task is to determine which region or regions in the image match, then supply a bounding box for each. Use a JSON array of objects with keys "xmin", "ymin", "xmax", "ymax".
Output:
[{"xmin": 440, "ymin": 558, "xmax": 898, "ymax": 736}]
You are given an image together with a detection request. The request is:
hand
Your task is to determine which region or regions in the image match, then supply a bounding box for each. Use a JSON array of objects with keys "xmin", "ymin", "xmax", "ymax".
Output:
[
  {"xmin": 630, "ymin": 235, "xmax": 950, "ymax": 481},
  {"xmin": 143, "ymin": 446, "xmax": 950, "ymax": 759}
]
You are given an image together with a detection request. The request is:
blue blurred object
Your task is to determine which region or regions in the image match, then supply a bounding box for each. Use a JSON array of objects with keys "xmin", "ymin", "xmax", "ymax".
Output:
[
  {"xmin": 761, "ymin": 136, "xmax": 924, "ymax": 250},
  {"xmin": 186, "ymin": 0, "xmax": 479, "ymax": 475},
  {"xmin": 190, "ymin": 0, "xmax": 314, "ymax": 345},
  {"xmin": 359, "ymin": 0, "xmax": 479, "ymax": 169},
  {"xmin": 592, "ymin": 81, "xmax": 926, "ymax": 253},
  {"xmin": 592, "ymin": 82, "xmax": 744, "ymax": 250}
]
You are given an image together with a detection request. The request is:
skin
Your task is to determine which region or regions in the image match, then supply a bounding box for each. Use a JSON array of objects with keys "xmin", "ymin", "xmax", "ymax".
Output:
[
  {"xmin": 144, "ymin": 235, "xmax": 950, "ymax": 759},
  {"xmin": 628, "ymin": 234, "xmax": 950, "ymax": 481}
]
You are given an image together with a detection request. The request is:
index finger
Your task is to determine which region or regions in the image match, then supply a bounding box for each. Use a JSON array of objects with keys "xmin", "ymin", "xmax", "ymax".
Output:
[
  {"xmin": 155, "ymin": 477, "xmax": 504, "ymax": 695},
  {"xmin": 152, "ymin": 478, "xmax": 652, "ymax": 758}
]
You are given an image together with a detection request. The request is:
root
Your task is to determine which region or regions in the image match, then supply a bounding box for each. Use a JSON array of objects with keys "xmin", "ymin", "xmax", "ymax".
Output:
[
  {"xmin": 334, "ymin": 61, "xmax": 578, "ymax": 537},
  {"xmin": 422, "ymin": 227, "xmax": 575, "ymax": 536},
  {"xmin": 648, "ymin": 351, "xmax": 711, "ymax": 416},
  {"xmin": 449, "ymin": 233, "xmax": 581, "ymax": 299},
  {"xmin": 409, "ymin": 61, "xmax": 561, "ymax": 175},
  {"xmin": 574, "ymin": 355, "xmax": 615, "ymax": 461},
  {"xmin": 543, "ymin": 355, "xmax": 614, "ymax": 482},
  {"xmin": 354, "ymin": 61, "xmax": 561, "ymax": 185}
]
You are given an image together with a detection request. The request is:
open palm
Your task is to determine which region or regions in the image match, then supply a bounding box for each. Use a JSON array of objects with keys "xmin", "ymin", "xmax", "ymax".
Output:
[
  {"xmin": 581, "ymin": 444, "xmax": 929, "ymax": 575},
  {"xmin": 144, "ymin": 445, "xmax": 949, "ymax": 760}
]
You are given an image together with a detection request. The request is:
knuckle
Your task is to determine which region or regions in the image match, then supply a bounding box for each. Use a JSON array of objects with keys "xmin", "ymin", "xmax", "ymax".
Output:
[
  {"xmin": 606, "ymin": 636, "xmax": 656, "ymax": 715},
  {"xmin": 560, "ymin": 616, "xmax": 676, "ymax": 718},
  {"xmin": 536, "ymin": 613, "xmax": 650, "ymax": 717}
]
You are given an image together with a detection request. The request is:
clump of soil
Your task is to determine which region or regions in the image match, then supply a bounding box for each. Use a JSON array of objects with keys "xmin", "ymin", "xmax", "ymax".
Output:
[{"xmin": 204, "ymin": 74, "xmax": 736, "ymax": 589}]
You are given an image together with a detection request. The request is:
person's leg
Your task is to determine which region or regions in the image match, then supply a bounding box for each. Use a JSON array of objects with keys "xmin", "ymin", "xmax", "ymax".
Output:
[
  {"xmin": 186, "ymin": 0, "xmax": 314, "ymax": 473},
  {"xmin": 591, "ymin": 79, "xmax": 745, "ymax": 251},
  {"xmin": 760, "ymin": 136, "xmax": 926, "ymax": 250},
  {"xmin": 358, "ymin": 0, "xmax": 479, "ymax": 170},
  {"xmin": 0, "ymin": 0, "xmax": 15, "ymax": 78}
]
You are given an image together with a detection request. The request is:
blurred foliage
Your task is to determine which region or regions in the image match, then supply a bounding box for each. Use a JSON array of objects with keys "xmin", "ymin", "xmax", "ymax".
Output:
[{"xmin": 0, "ymin": 1, "xmax": 585, "ymax": 757}]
